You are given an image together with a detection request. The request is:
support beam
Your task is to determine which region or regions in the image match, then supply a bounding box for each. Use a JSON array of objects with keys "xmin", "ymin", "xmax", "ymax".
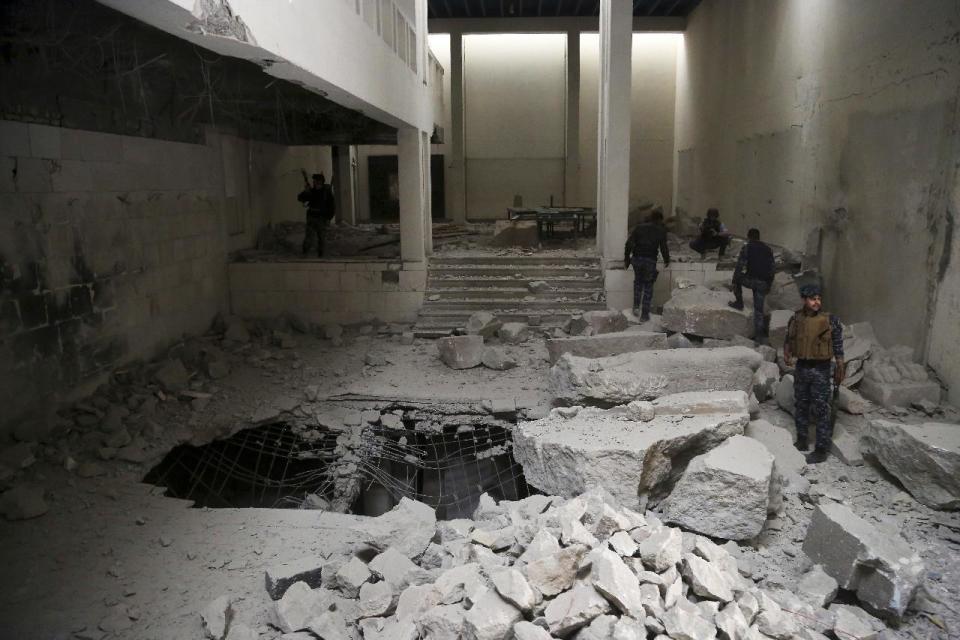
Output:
[
  {"xmin": 428, "ymin": 16, "xmax": 686, "ymax": 33},
  {"xmin": 596, "ymin": 0, "xmax": 632, "ymax": 266},
  {"xmin": 564, "ymin": 28, "xmax": 580, "ymax": 206},
  {"xmin": 399, "ymin": 127, "xmax": 427, "ymax": 263},
  {"xmin": 334, "ymin": 145, "xmax": 359, "ymax": 226},
  {"xmin": 446, "ymin": 30, "xmax": 467, "ymax": 222}
]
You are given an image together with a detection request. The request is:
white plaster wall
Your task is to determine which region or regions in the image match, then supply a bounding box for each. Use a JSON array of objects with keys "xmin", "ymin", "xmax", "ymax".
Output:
[
  {"xmin": 248, "ymin": 144, "xmax": 334, "ymax": 226},
  {"xmin": 579, "ymin": 33, "xmax": 680, "ymax": 212},
  {"xmin": 463, "ymin": 33, "xmax": 567, "ymax": 218},
  {"xmin": 673, "ymin": 0, "xmax": 960, "ymax": 398}
]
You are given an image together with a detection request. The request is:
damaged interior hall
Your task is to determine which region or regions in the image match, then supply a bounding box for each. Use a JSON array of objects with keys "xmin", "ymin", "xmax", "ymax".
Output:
[{"xmin": 1, "ymin": 1, "xmax": 959, "ymax": 639}]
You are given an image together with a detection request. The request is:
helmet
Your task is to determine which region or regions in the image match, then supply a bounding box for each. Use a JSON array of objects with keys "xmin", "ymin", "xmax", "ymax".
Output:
[{"xmin": 799, "ymin": 284, "xmax": 822, "ymax": 298}]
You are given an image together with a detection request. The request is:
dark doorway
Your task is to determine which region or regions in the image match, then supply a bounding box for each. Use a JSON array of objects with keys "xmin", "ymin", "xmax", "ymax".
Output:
[{"xmin": 368, "ymin": 154, "xmax": 446, "ymax": 222}]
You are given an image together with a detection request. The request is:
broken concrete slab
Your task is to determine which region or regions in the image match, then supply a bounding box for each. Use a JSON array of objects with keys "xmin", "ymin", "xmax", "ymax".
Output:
[
  {"xmin": 590, "ymin": 548, "xmax": 646, "ymax": 618},
  {"xmin": 662, "ymin": 285, "xmax": 754, "ymax": 339},
  {"xmin": 859, "ymin": 378, "xmax": 940, "ymax": 409},
  {"xmin": 437, "ymin": 335, "xmax": 485, "ymax": 370},
  {"xmin": 802, "ymin": 501, "xmax": 924, "ymax": 620},
  {"xmin": 744, "ymin": 420, "xmax": 807, "ymax": 495},
  {"xmin": 636, "ymin": 526, "xmax": 683, "ymax": 573},
  {"xmin": 482, "ymin": 347, "xmax": 517, "ymax": 371},
  {"xmin": 659, "ymin": 435, "xmax": 776, "ymax": 541},
  {"xmin": 861, "ymin": 420, "xmax": 960, "ymax": 510},
  {"xmin": 838, "ymin": 386, "xmax": 871, "ymax": 415},
  {"xmin": 681, "ymin": 553, "xmax": 734, "ymax": 602},
  {"xmin": 544, "ymin": 583, "xmax": 612, "ymax": 637},
  {"xmin": 514, "ymin": 394, "xmax": 749, "ymax": 510},
  {"xmin": 752, "ymin": 361, "xmax": 780, "ymax": 402},
  {"xmin": 550, "ymin": 347, "xmax": 762, "ymax": 405},
  {"xmin": 334, "ymin": 556, "xmax": 372, "ymax": 598},
  {"xmin": 545, "ymin": 331, "xmax": 669, "ymax": 365},
  {"xmin": 466, "ymin": 312, "xmax": 503, "ymax": 339},
  {"xmin": 797, "ymin": 565, "xmax": 839, "ymax": 608},
  {"xmin": 766, "ymin": 272, "xmax": 803, "ymax": 311},
  {"xmin": 368, "ymin": 548, "xmax": 430, "ymax": 590},
  {"xmin": 265, "ymin": 558, "xmax": 325, "ymax": 600},
  {"xmin": 580, "ymin": 310, "xmax": 630, "ymax": 335},
  {"xmin": 200, "ymin": 595, "xmax": 234, "ymax": 640},
  {"xmin": 352, "ymin": 498, "xmax": 437, "ymax": 559},
  {"xmin": 275, "ymin": 582, "xmax": 325, "ymax": 634}
]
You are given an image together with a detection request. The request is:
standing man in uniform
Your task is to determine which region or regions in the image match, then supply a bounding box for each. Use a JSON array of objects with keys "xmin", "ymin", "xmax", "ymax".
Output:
[
  {"xmin": 783, "ymin": 284, "xmax": 845, "ymax": 464},
  {"xmin": 689, "ymin": 208, "xmax": 731, "ymax": 259},
  {"xmin": 728, "ymin": 228, "xmax": 775, "ymax": 340},
  {"xmin": 624, "ymin": 208, "xmax": 671, "ymax": 322},
  {"xmin": 298, "ymin": 172, "xmax": 335, "ymax": 257}
]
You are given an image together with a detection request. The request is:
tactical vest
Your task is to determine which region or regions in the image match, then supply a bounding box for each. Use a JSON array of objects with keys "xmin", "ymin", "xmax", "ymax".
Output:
[{"xmin": 789, "ymin": 311, "xmax": 834, "ymax": 360}]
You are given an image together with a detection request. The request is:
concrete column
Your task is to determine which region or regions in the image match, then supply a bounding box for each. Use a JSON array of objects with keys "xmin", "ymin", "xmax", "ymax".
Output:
[
  {"xmin": 334, "ymin": 145, "xmax": 358, "ymax": 225},
  {"xmin": 446, "ymin": 30, "xmax": 467, "ymax": 223},
  {"xmin": 565, "ymin": 29, "xmax": 581, "ymax": 207},
  {"xmin": 399, "ymin": 127, "xmax": 426, "ymax": 263},
  {"xmin": 596, "ymin": 0, "xmax": 632, "ymax": 265},
  {"xmin": 422, "ymin": 131, "xmax": 433, "ymax": 255}
]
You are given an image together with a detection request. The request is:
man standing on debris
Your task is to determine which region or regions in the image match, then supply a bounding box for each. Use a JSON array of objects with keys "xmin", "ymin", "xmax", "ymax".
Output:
[
  {"xmin": 689, "ymin": 208, "xmax": 731, "ymax": 258},
  {"xmin": 728, "ymin": 228, "xmax": 775, "ymax": 340},
  {"xmin": 298, "ymin": 172, "xmax": 335, "ymax": 257},
  {"xmin": 783, "ymin": 284, "xmax": 845, "ymax": 464},
  {"xmin": 624, "ymin": 208, "xmax": 670, "ymax": 322}
]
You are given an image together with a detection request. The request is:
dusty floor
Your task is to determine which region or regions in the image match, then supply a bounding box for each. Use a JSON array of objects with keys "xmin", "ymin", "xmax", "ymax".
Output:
[{"xmin": 1, "ymin": 323, "xmax": 958, "ymax": 639}]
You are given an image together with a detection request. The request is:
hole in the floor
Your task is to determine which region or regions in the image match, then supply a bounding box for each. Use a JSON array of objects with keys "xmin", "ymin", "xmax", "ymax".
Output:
[{"xmin": 143, "ymin": 412, "xmax": 531, "ymax": 518}]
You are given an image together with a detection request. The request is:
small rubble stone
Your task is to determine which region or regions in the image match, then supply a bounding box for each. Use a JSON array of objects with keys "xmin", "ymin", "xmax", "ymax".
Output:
[
  {"xmin": 830, "ymin": 604, "xmax": 885, "ymax": 640},
  {"xmin": 359, "ymin": 580, "xmax": 396, "ymax": 618},
  {"xmin": 463, "ymin": 588, "xmax": 522, "ymax": 640},
  {"xmin": 591, "ymin": 548, "xmax": 646, "ymax": 618},
  {"xmin": 797, "ymin": 565, "xmax": 839, "ymax": 608},
  {"xmin": 334, "ymin": 557, "xmax": 372, "ymax": 598},
  {"xmin": 265, "ymin": 558, "xmax": 325, "ymax": 600},
  {"xmin": 369, "ymin": 548, "xmax": 429, "ymax": 590},
  {"xmin": 608, "ymin": 531, "xmax": 638, "ymax": 557},
  {"xmin": 307, "ymin": 612, "xmax": 351, "ymax": 640},
  {"xmin": 775, "ymin": 374, "xmax": 794, "ymax": 415},
  {"xmin": 861, "ymin": 420, "xmax": 960, "ymax": 510},
  {"xmin": 681, "ymin": 553, "xmax": 733, "ymax": 602},
  {"xmin": 323, "ymin": 324, "xmax": 344, "ymax": 340},
  {"xmin": 224, "ymin": 317, "xmax": 250, "ymax": 343},
  {"xmin": 498, "ymin": 323, "xmax": 529, "ymax": 344},
  {"xmin": 545, "ymin": 584, "xmax": 612, "ymax": 637},
  {"xmin": 660, "ymin": 436, "xmax": 776, "ymax": 541},
  {"xmin": 438, "ymin": 335, "xmax": 485, "ymax": 369},
  {"xmin": 466, "ymin": 312, "xmax": 503, "ymax": 339},
  {"xmin": 513, "ymin": 621, "xmax": 553, "ymax": 640},
  {"xmin": 0, "ymin": 484, "xmax": 48, "ymax": 520},
  {"xmin": 802, "ymin": 502, "xmax": 924, "ymax": 620},
  {"xmin": 491, "ymin": 568, "xmax": 537, "ymax": 612},
  {"xmin": 637, "ymin": 526, "xmax": 682, "ymax": 572},
  {"xmin": 660, "ymin": 597, "xmax": 716, "ymax": 640},
  {"xmin": 200, "ymin": 595, "xmax": 233, "ymax": 640},
  {"xmin": 276, "ymin": 582, "xmax": 322, "ymax": 633},
  {"xmin": 417, "ymin": 604, "xmax": 466, "ymax": 639},
  {"xmin": 837, "ymin": 386, "xmax": 871, "ymax": 415},
  {"xmin": 517, "ymin": 529, "xmax": 561, "ymax": 564},
  {"xmin": 752, "ymin": 361, "xmax": 780, "ymax": 401},
  {"xmin": 154, "ymin": 359, "xmax": 190, "ymax": 392},
  {"xmin": 524, "ymin": 546, "xmax": 588, "ymax": 597},
  {"xmin": 225, "ymin": 623, "xmax": 257, "ymax": 640},
  {"xmin": 482, "ymin": 347, "xmax": 517, "ymax": 371}
]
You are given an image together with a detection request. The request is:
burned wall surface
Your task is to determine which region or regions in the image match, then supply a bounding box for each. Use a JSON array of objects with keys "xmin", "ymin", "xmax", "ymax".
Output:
[
  {"xmin": 0, "ymin": 121, "xmax": 234, "ymax": 438},
  {"xmin": 673, "ymin": 0, "xmax": 960, "ymax": 402}
]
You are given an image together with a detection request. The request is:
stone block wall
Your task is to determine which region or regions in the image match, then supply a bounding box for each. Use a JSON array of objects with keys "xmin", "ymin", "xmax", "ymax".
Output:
[
  {"xmin": 0, "ymin": 120, "xmax": 246, "ymax": 436},
  {"xmin": 229, "ymin": 260, "xmax": 427, "ymax": 325}
]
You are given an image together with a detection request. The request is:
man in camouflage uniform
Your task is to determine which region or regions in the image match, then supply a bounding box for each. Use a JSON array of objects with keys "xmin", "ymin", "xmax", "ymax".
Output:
[
  {"xmin": 624, "ymin": 209, "xmax": 671, "ymax": 322},
  {"xmin": 783, "ymin": 284, "xmax": 845, "ymax": 464}
]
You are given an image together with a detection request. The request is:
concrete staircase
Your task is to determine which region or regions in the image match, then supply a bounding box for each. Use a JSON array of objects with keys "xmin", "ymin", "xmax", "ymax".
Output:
[{"xmin": 413, "ymin": 255, "xmax": 606, "ymax": 337}]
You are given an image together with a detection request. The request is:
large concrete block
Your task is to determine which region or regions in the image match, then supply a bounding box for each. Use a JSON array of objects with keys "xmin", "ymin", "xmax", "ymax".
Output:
[
  {"xmin": 659, "ymin": 435, "xmax": 777, "ymax": 540},
  {"xmin": 661, "ymin": 285, "xmax": 753, "ymax": 339},
  {"xmin": 861, "ymin": 420, "xmax": 960, "ymax": 510},
  {"xmin": 859, "ymin": 378, "xmax": 940, "ymax": 408},
  {"xmin": 802, "ymin": 502, "xmax": 924, "ymax": 621},
  {"xmin": 438, "ymin": 335, "xmax": 484, "ymax": 369},
  {"xmin": 513, "ymin": 392, "xmax": 750, "ymax": 509},
  {"xmin": 549, "ymin": 347, "xmax": 762, "ymax": 405},
  {"xmin": 545, "ymin": 330, "xmax": 668, "ymax": 364}
]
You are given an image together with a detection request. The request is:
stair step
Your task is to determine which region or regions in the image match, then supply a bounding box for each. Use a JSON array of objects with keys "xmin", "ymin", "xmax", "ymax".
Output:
[
  {"xmin": 429, "ymin": 266, "xmax": 601, "ymax": 278},
  {"xmin": 425, "ymin": 289, "xmax": 601, "ymax": 301},
  {"xmin": 420, "ymin": 300, "xmax": 606, "ymax": 312},
  {"xmin": 430, "ymin": 256, "xmax": 600, "ymax": 266},
  {"xmin": 428, "ymin": 277, "xmax": 601, "ymax": 290}
]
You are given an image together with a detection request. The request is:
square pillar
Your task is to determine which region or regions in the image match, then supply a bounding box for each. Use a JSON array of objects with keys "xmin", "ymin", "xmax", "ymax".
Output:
[
  {"xmin": 446, "ymin": 30, "xmax": 467, "ymax": 223},
  {"xmin": 596, "ymin": 0, "xmax": 632, "ymax": 266},
  {"xmin": 565, "ymin": 29, "xmax": 581, "ymax": 207},
  {"xmin": 422, "ymin": 130, "xmax": 433, "ymax": 255},
  {"xmin": 399, "ymin": 127, "xmax": 427, "ymax": 263},
  {"xmin": 334, "ymin": 145, "xmax": 358, "ymax": 225}
]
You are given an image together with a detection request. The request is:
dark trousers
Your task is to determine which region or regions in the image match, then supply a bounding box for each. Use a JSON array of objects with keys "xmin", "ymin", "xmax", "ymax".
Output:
[
  {"xmin": 794, "ymin": 361, "xmax": 833, "ymax": 450},
  {"xmin": 303, "ymin": 213, "xmax": 327, "ymax": 257},
  {"xmin": 733, "ymin": 276, "xmax": 770, "ymax": 336},
  {"xmin": 690, "ymin": 235, "xmax": 730, "ymax": 257},
  {"xmin": 631, "ymin": 256, "xmax": 659, "ymax": 315}
]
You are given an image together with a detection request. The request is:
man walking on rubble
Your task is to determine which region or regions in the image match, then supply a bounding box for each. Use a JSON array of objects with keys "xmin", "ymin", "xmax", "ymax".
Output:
[
  {"xmin": 783, "ymin": 284, "xmax": 844, "ymax": 464},
  {"xmin": 728, "ymin": 228, "xmax": 775, "ymax": 341},
  {"xmin": 624, "ymin": 208, "xmax": 671, "ymax": 322},
  {"xmin": 298, "ymin": 172, "xmax": 335, "ymax": 257},
  {"xmin": 689, "ymin": 208, "xmax": 731, "ymax": 259}
]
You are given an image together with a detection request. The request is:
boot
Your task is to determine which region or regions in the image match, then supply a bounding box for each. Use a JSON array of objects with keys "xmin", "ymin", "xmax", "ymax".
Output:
[
  {"xmin": 793, "ymin": 434, "xmax": 808, "ymax": 452},
  {"xmin": 639, "ymin": 309, "xmax": 651, "ymax": 322},
  {"xmin": 805, "ymin": 448, "xmax": 828, "ymax": 464},
  {"xmin": 727, "ymin": 300, "xmax": 744, "ymax": 311}
]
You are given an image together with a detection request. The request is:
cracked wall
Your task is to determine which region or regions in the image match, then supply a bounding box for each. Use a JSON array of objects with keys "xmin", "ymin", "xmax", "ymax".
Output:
[{"xmin": 674, "ymin": 0, "xmax": 960, "ymax": 401}]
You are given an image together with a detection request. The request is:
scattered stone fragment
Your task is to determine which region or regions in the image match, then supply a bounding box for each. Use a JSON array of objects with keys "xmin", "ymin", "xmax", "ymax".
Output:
[
  {"xmin": 265, "ymin": 558, "xmax": 325, "ymax": 600},
  {"xmin": 660, "ymin": 435, "xmax": 776, "ymax": 540},
  {"xmin": 307, "ymin": 612, "xmax": 351, "ymax": 640},
  {"xmin": 797, "ymin": 565, "xmax": 839, "ymax": 608},
  {"xmin": 524, "ymin": 546, "xmax": 588, "ymax": 597},
  {"xmin": 353, "ymin": 498, "xmax": 437, "ymax": 559},
  {"xmin": 608, "ymin": 531, "xmax": 638, "ymax": 557},
  {"xmin": 802, "ymin": 502, "xmax": 924, "ymax": 620},
  {"xmin": 744, "ymin": 419, "xmax": 807, "ymax": 495},
  {"xmin": 334, "ymin": 556, "xmax": 372, "ymax": 598},
  {"xmin": 837, "ymin": 386, "xmax": 871, "ymax": 415},
  {"xmin": 491, "ymin": 568, "xmax": 537, "ymax": 612},
  {"xmin": 660, "ymin": 597, "xmax": 716, "ymax": 640},
  {"xmin": 517, "ymin": 529, "xmax": 561, "ymax": 564},
  {"xmin": 416, "ymin": 604, "xmax": 465, "ymax": 639},
  {"xmin": 755, "ymin": 590, "xmax": 800, "ymax": 639},
  {"xmin": 369, "ymin": 548, "xmax": 429, "ymax": 590},
  {"xmin": 752, "ymin": 361, "xmax": 780, "ymax": 401},
  {"xmin": 513, "ymin": 621, "xmax": 552, "ymax": 640},
  {"xmin": 154, "ymin": 359, "xmax": 190, "ymax": 392},
  {"xmin": 775, "ymin": 374, "xmax": 794, "ymax": 415},
  {"xmin": 637, "ymin": 526, "xmax": 682, "ymax": 573},
  {"xmin": 0, "ymin": 484, "xmax": 48, "ymax": 520},
  {"xmin": 438, "ymin": 335, "xmax": 485, "ymax": 369},
  {"xmin": 359, "ymin": 580, "xmax": 396, "ymax": 618},
  {"xmin": 830, "ymin": 604, "xmax": 885, "ymax": 640},
  {"xmin": 200, "ymin": 595, "xmax": 233, "ymax": 640},
  {"xmin": 466, "ymin": 312, "xmax": 503, "ymax": 339},
  {"xmin": 714, "ymin": 601, "xmax": 749, "ymax": 640},
  {"xmin": 591, "ymin": 548, "xmax": 647, "ymax": 618},
  {"xmin": 861, "ymin": 420, "xmax": 960, "ymax": 510},
  {"xmin": 498, "ymin": 322, "xmax": 529, "ymax": 344},
  {"xmin": 550, "ymin": 347, "xmax": 762, "ymax": 404},
  {"xmin": 482, "ymin": 347, "xmax": 517, "ymax": 371},
  {"xmin": 463, "ymin": 588, "xmax": 522, "ymax": 640},
  {"xmin": 276, "ymin": 582, "xmax": 323, "ymax": 633},
  {"xmin": 681, "ymin": 553, "xmax": 733, "ymax": 602},
  {"xmin": 225, "ymin": 623, "xmax": 257, "ymax": 640},
  {"xmin": 544, "ymin": 583, "xmax": 612, "ymax": 637},
  {"xmin": 580, "ymin": 310, "xmax": 629, "ymax": 335}
]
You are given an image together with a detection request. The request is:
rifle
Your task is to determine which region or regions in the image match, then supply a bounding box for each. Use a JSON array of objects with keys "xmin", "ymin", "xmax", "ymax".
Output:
[{"xmin": 301, "ymin": 168, "xmax": 310, "ymax": 189}]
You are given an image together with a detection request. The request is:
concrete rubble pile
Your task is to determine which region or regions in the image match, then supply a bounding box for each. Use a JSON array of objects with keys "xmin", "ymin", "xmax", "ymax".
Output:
[
  {"xmin": 512, "ymin": 391, "xmax": 753, "ymax": 511},
  {"xmin": 549, "ymin": 347, "xmax": 762, "ymax": 405},
  {"xmin": 216, "ymin": 490, "xmax": 905, "ymax": 640}
]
